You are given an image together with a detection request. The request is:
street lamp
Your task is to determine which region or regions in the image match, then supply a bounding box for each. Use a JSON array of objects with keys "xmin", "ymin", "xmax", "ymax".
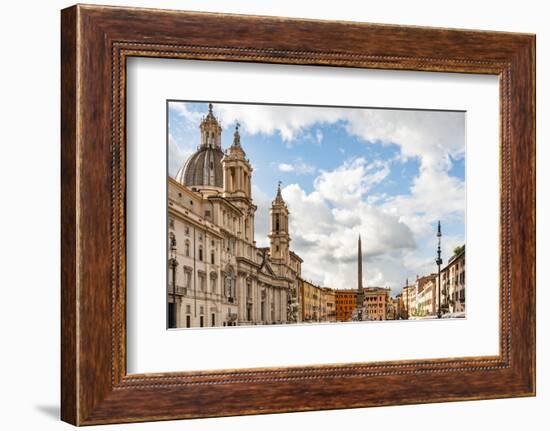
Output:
[
  {"xmin": 436, "ymin": 221, "xmax": 443, "ymax": 319},
  {"xmin": 169, "ymin": 232, "xmax": 179, "ymax": 328},
  {"xmin": 405, "ymin": 277, "xmax": 409, "ymax": 320}
]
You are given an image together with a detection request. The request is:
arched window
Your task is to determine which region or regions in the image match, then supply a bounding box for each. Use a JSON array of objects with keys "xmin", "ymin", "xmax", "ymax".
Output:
[
  {"xmin": 224, "ymin": 268, "xmax": 235, "ymax": 300},
  {"xmin": 210, "ymin": 274, "xmax": 217, "ymax": 294},
  {"xmin": 230, "ymin": 168, "xmax": 235, "ymax": 191},
  {"xmin": 224, "ymin": 274, "xmax": 231, "ymax": 298}
]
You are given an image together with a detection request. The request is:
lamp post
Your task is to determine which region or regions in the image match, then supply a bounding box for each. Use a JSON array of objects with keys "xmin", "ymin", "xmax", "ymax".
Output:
[
  {"xmin": 356, "ymin": 234, "xmax": 364, "ymax": 322},
  {"xmin": 436, "ymin": 221, "xmax": 443, "ymax": 319},
  {"xmin": 169, "ymin": 232, "xmax": 179, "ymax": 328},
  {"xmin": 406, "ymin": 278, "xmax": 409, "ymax": 320}
]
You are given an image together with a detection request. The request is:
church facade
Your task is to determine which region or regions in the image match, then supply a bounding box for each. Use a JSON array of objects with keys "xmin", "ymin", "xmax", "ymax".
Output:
[{"xmin": 167, "ymin": 104, "xmax": 303, "ymax": 328}]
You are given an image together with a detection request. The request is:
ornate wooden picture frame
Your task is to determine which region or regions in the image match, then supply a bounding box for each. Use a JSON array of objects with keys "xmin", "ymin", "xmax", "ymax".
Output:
[{"xmin": 61, "ymin": 4, "xmax": 535, "ymax": 425}]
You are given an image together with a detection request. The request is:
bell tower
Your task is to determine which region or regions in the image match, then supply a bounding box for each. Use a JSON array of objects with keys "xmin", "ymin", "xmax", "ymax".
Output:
[
  {"xmin": 222, "ymin": 123, "xmax": 253, "ymax": 199},
  {"xmin": 222, "ymin": 123, "xmax": 256, "ymax": 243},
  {"xmin": 269, "ymin": 182, "xmax": 290, "ymax": 262}
]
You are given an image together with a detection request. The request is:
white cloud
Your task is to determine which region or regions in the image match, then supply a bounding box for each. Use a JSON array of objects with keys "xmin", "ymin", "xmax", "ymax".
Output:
[
  {"xmin": 314, "ymin": 158, "xmax": 390, "ymax": 207},
  {"xmin": 275, "ymin": 159, "xmax": 316, "ymax": 175},
  {"xmin": 315, "ymin": 129, "xmax": 323, "ymax": 145},
  {"xmin": 171, "ymin": 102, "xmax": 464, "ymax": 174},
  {"xmin": 280, "ymin": 158, "xmax": 416, "ymax": 290},
  {"xmin": 170, "ymin": 103, "xmax": 203, "ymax": 127},
  {"xmin": 273, "ymin": 153, "xmax": 463, "ymax": 291},
  {"xmin": 343, "ymin": 109, "xmax": 464, "ymax": 172},
  {"xmin": 382, "ymin": 166, "xmax": 465, "ymax": 238},
  {"xmin": 169, "ymin": 102, "xmax": 465, "ymax": 292},
  {"xmin": 168, "ymin": 133, "xmax": 193, "ymax": 177},
  {"xmin": 277, "ymin": 163, "xmax": 294, "ymax": 172},
  {"xmin": 213, "ymin": 103, "xmax": 343, "ymax": 142},
  {"xmin": 251, "ymin": 184, "xmax": 272, "ymax": 248},
  {"xmin": 209, "ymin": 104, "xmax": 464, "ymax": 174}
]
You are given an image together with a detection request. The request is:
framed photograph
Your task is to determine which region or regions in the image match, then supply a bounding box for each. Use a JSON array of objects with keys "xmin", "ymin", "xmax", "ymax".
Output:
[{"xmin": 61, "ymin": 4, "xmax": 535, "ymax": 425}]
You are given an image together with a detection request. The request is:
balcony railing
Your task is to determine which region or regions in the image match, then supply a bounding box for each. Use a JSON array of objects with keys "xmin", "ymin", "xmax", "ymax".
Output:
[{"xmin": 168, "ymin": 286, "xmax": 188, "ymax": 296}]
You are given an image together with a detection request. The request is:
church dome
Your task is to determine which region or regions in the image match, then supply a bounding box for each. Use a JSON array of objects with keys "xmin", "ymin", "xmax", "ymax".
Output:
[
  {"xmin": 175, "ymin": 146, "xmax": 224, "ymax": 188},
  {"xmin": 174, "ymin": 103, "xmax": 224, "ymax": 189}
]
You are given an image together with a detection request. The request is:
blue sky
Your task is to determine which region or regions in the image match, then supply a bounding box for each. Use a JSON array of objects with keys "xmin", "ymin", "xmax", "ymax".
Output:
[{"xmin": 168, "ymin": 101, "xmax": 465, "ymax": 294}]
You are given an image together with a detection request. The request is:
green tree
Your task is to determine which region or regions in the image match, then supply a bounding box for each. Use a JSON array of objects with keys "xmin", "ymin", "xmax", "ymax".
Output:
[{"xmin": 453, "ymin": 244, "xmax": 465, "ymax": 257}]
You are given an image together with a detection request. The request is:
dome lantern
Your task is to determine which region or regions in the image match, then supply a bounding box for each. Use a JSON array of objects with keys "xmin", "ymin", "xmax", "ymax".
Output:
[
  {"xmin": 175, "ymin": 103, "xmax": 224, "ymax": 189},
  {"xmin": 199, "ymin": 102, "xmax": 222, "ymax": 149}
]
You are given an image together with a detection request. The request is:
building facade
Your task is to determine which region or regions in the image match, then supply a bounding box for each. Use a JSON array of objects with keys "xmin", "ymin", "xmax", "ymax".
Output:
[
  {"xmin": 416, "ymin": 274, "xmax": 437, "ymax": 316},
  {"xmin": 167, "ymin": 104, "xmax": 303, "ymax": 328},
  {"xmin": 401, "ymin": 245, "xmax": 465, "ymax": 319},
  {"xmin": 363, "ymin": 287, "xmax": 391, "ymax": 321},
  {"xmin": 335, "ymin": 289, "xmax": 358, "ymax": 322},
  {"xmin": 300, "ymin": 281, "xmax": 337, "ymax": 323},
  {"xmin": 439, "ymin": 246, "xmax": 466, "ymax": 314},
  {"xmin": 402, "ymin": 284, "xmax": 416, "ymax": 318},
  {"xmin": 322, "ymin": 287, "xmax": 336, "ymax": 322},
  {"xmin": 394, "ymin": 293, "xmax": 406, "ymax": 319},
  {"xmin": 300, "ymin": 279, "xmax": 322, "ymax": 322},
  {"xmin": 386, "ymin": 296, "xmax": 398, "ymax": 320}
]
